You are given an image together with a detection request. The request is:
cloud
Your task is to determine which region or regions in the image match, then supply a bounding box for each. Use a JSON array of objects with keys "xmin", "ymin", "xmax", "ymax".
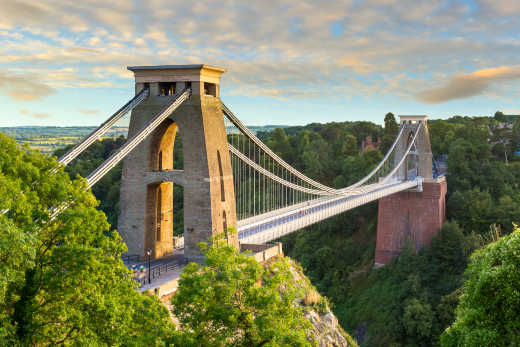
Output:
[
  {"xmin": 0, "ymin": 70, "xmax": 56, "ymax": 101},
  {"xmin": 19, "ymin": 108, "xmax": 51, "ymax": 119},
  {"xmin": 32, "ymin": 112, "xmax": 51, "ymax": 119},
  {"xmin": 78, "ymin": 109, "xmax": 100, "ymax": 115},
  {"xmin": 416, "ymin": 65, "xmax": 520, "ymax": 103},
  {"xmin": 0, "ymin": 0, "xmax": 520, "ymax": 105},
  {"xmin": 478, "ymin": 0, "xmax": 520, "ymax": 16}
]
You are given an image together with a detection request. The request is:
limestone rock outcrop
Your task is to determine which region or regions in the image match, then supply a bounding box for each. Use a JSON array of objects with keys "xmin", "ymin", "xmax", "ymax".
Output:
[{"xmin": 283, "ymin": 258, "xmax": 358, "ymax": 347}]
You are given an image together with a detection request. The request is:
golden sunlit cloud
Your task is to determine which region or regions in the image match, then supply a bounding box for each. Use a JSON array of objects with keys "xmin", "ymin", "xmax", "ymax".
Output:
[{"xmin": 416, "ymin": 65, "xmax": 520, "ymax": 103}]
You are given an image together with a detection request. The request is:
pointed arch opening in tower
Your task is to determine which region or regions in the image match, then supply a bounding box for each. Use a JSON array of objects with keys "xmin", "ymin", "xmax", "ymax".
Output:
[
  {"xmin": 406, "ymin": 131, "xmax": 418, "ymax": 180},
  {"xmin": 150, "ymin": 119, "xmax": 178, "ymax": 171},
  {"xmin": 217, "ymin": 150, "xmax": 225, "ymax": 201},
  {"xmin": 145, "ymin": 119, "xmax": 181, "ymax": 259},
  {"xmin": 156, "ymin": 187, "xmax": 162, "ymax": 241},
  {"xmin": 223, "ymin": 210, "xmax": 228, "ymax": 244}
]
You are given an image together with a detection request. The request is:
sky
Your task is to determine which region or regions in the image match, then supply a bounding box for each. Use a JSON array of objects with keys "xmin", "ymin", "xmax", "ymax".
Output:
[{"xmin": 0, "ymin": 0, "xmax": 519, "ymax": 127}]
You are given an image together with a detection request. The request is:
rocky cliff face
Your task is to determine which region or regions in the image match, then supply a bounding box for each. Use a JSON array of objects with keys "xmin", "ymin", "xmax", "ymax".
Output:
[
  {"xmin": 282, "ymin": 258, "xmax": 358, "ymax": 347},
  {"xmin": 305, "ymin": 308, "xmax": 356, "ymax": 347}
]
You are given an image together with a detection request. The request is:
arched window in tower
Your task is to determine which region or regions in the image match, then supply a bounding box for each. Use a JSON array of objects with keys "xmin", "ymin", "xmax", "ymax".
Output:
[
  {"xmin": 217, "ymin": 150, "xmax": 225, "ymax": 201},
  {"xmin": 156, "ymin": 187, "xmax": 162, "ymax": 241},
  {"xmin": 406, "ymin": 132, "xmax": 417, "ymax": 180},
  {"xmin": 158, "ymin": 151, "xmax": 163, "ymax": 170},
  {"xmin": 223, "ymin": 210, "xmax": 228, "ymax": 243}
]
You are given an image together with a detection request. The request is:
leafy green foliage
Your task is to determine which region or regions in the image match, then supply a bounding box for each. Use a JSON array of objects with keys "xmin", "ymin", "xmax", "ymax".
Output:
[
  {"xmin": 441, "ymin": 226, "xmax": 520, "ymax": 346},
  {"xmin": 258, "ymin": 120, "xmax": 383, "ymax": 187},
  {"xmin": 380, "ymin": 112, "xmax": 399, "ymax": 153},
  {"xmin": 54, "ymin": 136, "xmax": 127, "ymax": 228},
  {"xmin": 0, "ymin": 133, "xmax": 174, "ymax": 345},
  {"xmin": 171, "ymin": 242, "xmax": 314, "ymax": 346}
]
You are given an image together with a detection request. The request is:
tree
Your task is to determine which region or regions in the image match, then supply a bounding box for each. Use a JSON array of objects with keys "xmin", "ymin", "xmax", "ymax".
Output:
[
  {"xmin": 381, "ymin": 112, "xmax": 399, "ymax": 153},
  {"xmin": 494, "ymin": 111, "xmax": 507, "ymax": 122},
  {"xmin": 403, "ymin": 298, "xmax": 434, "ymax": 342},
  {"xmin": 337, "ymin": 133, "xmax": 358, "ymax": 158},
  {"xmin": 0, "ymin": 133, "xmax": 174, "ymax": 345},
  {"xmin": 267, "ymin": 128, "xmax": 293, "ymax": 162},
  {"xmin": 447, "ymin": 189, "xmax": 495, "ymax": 234},
  {"xmin": 513, "ymin": 118, "xmax": 520, "ymax": 157},
  {"xmin": 333, "ymin": 149, "xmax": 383, "ymax": 187},
  {"xmin": 428, "ymin": 120, "xmax": 456, "ymax": 157},
  {"xmin": 441, "ymin": 226, "xmax": 520, "ymax": 346},
  {"xmin": 171, "ymin": 241, "xmax": 313, "ymax": 346}
]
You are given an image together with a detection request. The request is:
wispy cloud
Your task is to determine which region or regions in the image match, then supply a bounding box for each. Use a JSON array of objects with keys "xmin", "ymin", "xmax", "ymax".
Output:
[
  {"xmin": 0, "ymin": 70, "xmax": 56, "ymax": 101},
  {"xmin": 32, "ymin": 112, "xmax": 51, "ymax": 119},
  {"xmin": 19, "ymin": 108, "xmax": 51, "ymax": 119}
]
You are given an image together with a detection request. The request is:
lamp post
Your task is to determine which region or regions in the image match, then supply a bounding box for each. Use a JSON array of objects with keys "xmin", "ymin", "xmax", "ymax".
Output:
[{"xmin": 146, "ymin": 248, "xmax": 152, "ymax": 284}]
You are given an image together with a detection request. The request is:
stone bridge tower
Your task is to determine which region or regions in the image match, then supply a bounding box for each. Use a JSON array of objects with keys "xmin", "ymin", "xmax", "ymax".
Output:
[
  {"xmin": 118, "ymin": 65, "xmax": 239, "ymax": 262},
  {"xmin": 375, "ymin": 116, "xmax": 447, "ymax": 266}
]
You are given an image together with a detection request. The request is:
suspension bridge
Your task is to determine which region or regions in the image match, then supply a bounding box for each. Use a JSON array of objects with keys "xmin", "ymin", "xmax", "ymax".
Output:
[{"xmin": 3, "ymin": 64, "xmax": 446, "ymax": 272}]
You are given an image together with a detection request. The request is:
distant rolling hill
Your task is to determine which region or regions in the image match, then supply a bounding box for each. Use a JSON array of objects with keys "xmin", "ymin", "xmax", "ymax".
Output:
[
  {"xmin": 0, "ymin": 125, "xmax": 288, "ymax": 155},
  {"xmin": 0, "ymin": 126, "xmax": 129, "ymax": 155}
]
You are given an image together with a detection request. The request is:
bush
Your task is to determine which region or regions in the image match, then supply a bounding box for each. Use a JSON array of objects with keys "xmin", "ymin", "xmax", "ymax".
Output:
[{"xmin": 441, "ymin": 225, "xmax": 520, "ymax": 346}]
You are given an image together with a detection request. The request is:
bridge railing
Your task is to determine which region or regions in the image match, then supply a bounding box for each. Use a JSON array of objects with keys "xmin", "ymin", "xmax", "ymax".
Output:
[
  {"xmin": 132, "ymin": 259, "xmax": 188, "ymax": 286},
  {"xmin": 223, "ymin": 104, "xmax": 417, "ymax": 223},
  {"xmin": 58, "ymin": 87, "xmax": 149, "ymax": 166},
  {"xmin": 380, "ymin": 121, "xmax": 424, "ymax": 184},
  {"xmin": 122, "ymin": 254, "xmax": 140, "ymax": 263}
]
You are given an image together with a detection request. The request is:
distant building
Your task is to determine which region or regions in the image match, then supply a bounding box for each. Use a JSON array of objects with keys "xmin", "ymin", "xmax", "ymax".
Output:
[{"xmin": 361, "ymin": 136, "xmax": 381, "ymax": 152}]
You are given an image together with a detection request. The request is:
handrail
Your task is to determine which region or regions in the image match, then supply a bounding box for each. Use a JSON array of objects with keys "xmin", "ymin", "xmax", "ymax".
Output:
[
  {"xmin": 133, "ymin": 259, "xmax": 188, "ymax": 286},
  {"xmin": 380, "ymin": 121, "xmax": 423, "ymax": 184},
  {"xmin": 340, "ymin": 124, "xmax": 405, "ymax": 192},
  {"xmin": 223, "ymin": 103, "xmax": 339, "ymax": 194},
  {"xmin": 86, "ymin": 89, "xmax": 190, "ymax": 188},
  {"xmin": 229, "ymin": 144, "xmax": 332, "ymax": 196},
  {"xmin": 48, "ymin": 89, "xmax": 191, "ymax": 222},
  {"xmin": 224, "ymin": 103, "xmax": 408, "ymax": 195},
  {"xmin": 58, "ymin": 88, "xmax": 149, "ymax": 166}
]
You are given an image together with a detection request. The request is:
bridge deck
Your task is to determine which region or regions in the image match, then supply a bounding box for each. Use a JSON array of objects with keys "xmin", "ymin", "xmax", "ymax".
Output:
[{"xmin": 237, "ymin": 179, "xmax": 418, "ymax": 244}]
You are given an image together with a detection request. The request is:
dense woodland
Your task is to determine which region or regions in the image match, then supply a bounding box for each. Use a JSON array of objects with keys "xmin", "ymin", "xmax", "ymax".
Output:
[
  {"xmin": 1, "ymin": 132, "xmax": 342, "ymax": 346},
  {"xmin": 269, "ymin": 113, "xmax": 520, "ymax": 345},
  {"xmin": 6, "ymin": 112, "xmax": 519, "ymax": 345}
]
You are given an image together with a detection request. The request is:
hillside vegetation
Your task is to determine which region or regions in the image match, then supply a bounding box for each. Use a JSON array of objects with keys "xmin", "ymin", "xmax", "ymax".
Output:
[{"xmin": 267, "ymin": 115, "xmax": 520, "ymax": 345}]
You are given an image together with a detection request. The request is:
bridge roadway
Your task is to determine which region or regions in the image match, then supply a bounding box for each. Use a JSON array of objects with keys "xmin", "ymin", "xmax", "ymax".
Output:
[{"xmin": 237, "ymin": 179, "xmax": 419, "ymax": 244}]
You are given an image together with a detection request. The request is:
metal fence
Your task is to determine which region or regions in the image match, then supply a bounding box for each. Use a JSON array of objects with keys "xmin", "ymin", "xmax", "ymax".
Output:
[
  {"xmin": 122, "ymin": 254, "xmax": 140, "ymax": 263},
  {"xmin": 132, "ymin": 259, "xmax": 188, "ymax": 286}
]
